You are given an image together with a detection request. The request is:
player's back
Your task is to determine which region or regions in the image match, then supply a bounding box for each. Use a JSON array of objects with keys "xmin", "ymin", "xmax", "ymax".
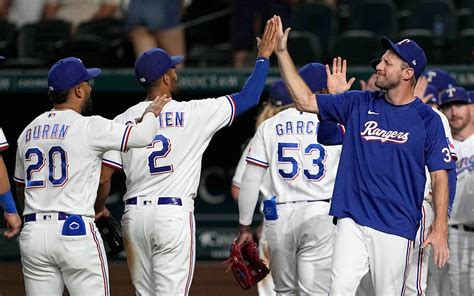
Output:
[
  {"xmin": 104, "ymin": 96, "xmax": 234, "ymax": 201},
  {"xmin": 251, "ymin": 108, "xmax": 341, "ymax": 202},
  {"xmin": 15, "ymin": 110, "xmax": 113, "ymax": 216}
]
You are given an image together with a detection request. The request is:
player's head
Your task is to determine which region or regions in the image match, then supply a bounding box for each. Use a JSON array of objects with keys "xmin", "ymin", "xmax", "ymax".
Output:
[
  {"xmin": 373, "ymin": 37, "xmax": 426, "ymax": 90},
  {"xmin": 422, "ymin": 68, "xmax": 456, "ymax": 91},
  {"xmin": 424, "ymin": 84, "xmax": 440, "ymax": 109},
  {"xmin": 47, "ymin": 57, "xmax": 101, "ymax": 112},
  {"xmin": 134, "ymin": 48, "xmax": 184, "ymax": 96},
  {"xmin": 438, "ymin": 86, "xmax": 472, "ymax": 133}
]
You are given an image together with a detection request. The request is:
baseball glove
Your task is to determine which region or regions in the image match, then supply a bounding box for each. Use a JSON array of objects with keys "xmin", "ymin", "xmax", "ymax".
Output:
[
  {"xmin": 95, "ymin": 215, "xmax": 124, "ymax": 258},
  {"xmin": 224, "ymin": 239, "xmax": 270, "ymax": 290}
]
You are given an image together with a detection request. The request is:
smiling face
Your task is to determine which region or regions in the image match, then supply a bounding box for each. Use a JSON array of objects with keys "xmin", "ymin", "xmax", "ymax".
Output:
[{"xmin": 374, "ymin": 50, "xmax": 414, "ymax": 90}]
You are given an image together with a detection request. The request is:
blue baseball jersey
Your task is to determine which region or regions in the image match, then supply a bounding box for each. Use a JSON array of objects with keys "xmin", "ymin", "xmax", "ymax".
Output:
[{"xmin": 317, "ymin": 90, "xmax": 456, "ymax": 240}]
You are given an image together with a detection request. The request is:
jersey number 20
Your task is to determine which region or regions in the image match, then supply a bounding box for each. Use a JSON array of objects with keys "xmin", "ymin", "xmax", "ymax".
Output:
[
  {"xmin": 25, "ymin": 146, "xmax": 68, "ymax": 188},
  {"xmin": 277, "ymin": 142, "xmax": 327, "ymax": 181}
]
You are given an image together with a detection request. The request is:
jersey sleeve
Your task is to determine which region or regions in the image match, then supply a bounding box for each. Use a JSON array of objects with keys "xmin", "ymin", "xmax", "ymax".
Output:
[
  {"xmin": 316, "ymin": 90, "xmax": 366, "ymax": 125},
  {"xmin": 86, "ymin": 116, "xmax": 133, "ymax": 153},
  {"xmin": 13, "ymin": 143, "xmax": 25, "ymax": 184},
  {"xmin": 245, "ymin": 125, "xmax": 268, "ymax": 168},
  {"xmin": 232, "ymin": 141, "xmax": 252, "ymax": 187},
  {"xmin": 195, "ymin": 96, "xmax": 236, "ymax": 134},
  {"xmin": 102, "ymin": 150, "xmax": 123, "ymax": 170},
  {"xmin": 425, "ymin": 114, "xmax": 457, "ymax": 172},
  {"xmin": 0, "ymin": 128, "xmax": 9, "ymax": 151}
]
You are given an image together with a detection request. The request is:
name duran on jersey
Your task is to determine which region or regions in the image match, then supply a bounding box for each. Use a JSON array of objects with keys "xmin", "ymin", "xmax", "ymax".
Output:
[
  {"xmin": 25, "ymin": 124, "xmax": 70, "ymax": 142},
  {"xmin": 360, "ymin": 121, "xmax": 410, "ymax": 144},
  {"xmin": 275, "ymin": 119, "xmax": 318, "ymax": 136}
]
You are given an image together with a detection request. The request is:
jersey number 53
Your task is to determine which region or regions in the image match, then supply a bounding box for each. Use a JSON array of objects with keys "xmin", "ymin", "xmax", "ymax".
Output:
[{"xmin": 277, "ymin": 142, "xmax": 327, "ymax": 181}]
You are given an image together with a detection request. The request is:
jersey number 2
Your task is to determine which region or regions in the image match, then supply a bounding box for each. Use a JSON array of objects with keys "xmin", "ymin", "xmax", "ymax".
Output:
[
  {"xmin": 147, "ymin": 134, "xmax": 173, "ymax": 174},
  {"xmin": 277, "ymin": 142, "xmax": 327, "ymax": 181},
  {"xmin": 25, "ymin": 146, "xmax": 68, "ymax": 188}
]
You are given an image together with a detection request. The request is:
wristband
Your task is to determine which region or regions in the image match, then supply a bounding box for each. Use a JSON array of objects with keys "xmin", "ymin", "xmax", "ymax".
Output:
[{"xmin": 0, "ymin": 191, "xmax": 17, "ymax": 214}]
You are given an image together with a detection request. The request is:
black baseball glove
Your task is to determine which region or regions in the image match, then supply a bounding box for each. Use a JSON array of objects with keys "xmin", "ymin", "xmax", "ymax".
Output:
[{"xmin": 96, "ymin": 215, "xmax": 124, "ymax": 258}]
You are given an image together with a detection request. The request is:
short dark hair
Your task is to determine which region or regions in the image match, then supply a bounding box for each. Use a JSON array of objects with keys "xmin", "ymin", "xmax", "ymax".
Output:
[{"xmin": 48, "ymin": 89, "xmax": 69, "ymax": 104}]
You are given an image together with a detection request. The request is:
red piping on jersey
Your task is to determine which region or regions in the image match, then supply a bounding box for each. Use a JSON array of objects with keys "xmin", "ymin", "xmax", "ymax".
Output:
[
  {"xmin": 120, "ymin": 125, "xmax": 133, "ymax": 152},
  {"xmin": 102, "ymin": 159, "xmax": 123, "ymax": 171},
  {"xmin": 226, "ymin": 95, "xmax": 236, "ymax": 126},
  {"xmin": 90, "ymin": 223, "xmax": 109, "ymax": 296},
  {"xmin": 184, "ymin": 212, "xmax": 195, "ymax": 295},
  {"xmin": 246, "ymin": 157, "xmax": 269, "ymax": 168}
]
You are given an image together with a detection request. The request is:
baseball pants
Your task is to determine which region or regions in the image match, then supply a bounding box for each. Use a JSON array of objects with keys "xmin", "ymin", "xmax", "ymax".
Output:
[
  {"xmin": 330, "ymin": 218, "xmax": 413, "ymax": 296},
  {"xmin": 257, "ymin": 222, "xmax": 276, "ymax": 296},
  {"xmin": 20, "ymin": 214, "xmax": 109, "ymax": 296},
  {"xmin": 121, "ymin": 197, "xmax": 195, "ymax": 296},
  {"xmin": 264, "ymin": 200, "xmax": 335, "ymax": 296},
  {"xmin": 448, "ymin": 224, "xmax": 474, "ymax": 296}
]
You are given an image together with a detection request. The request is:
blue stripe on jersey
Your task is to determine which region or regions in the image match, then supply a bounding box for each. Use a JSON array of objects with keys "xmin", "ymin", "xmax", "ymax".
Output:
[
  {"xmin": 225, "ymin": 95, "xmax": 236, "ymax": 126},
  {"xmin": 120, "ymin": 125, "xmax": 132, "ymax": 152},
  {"xmin": 0, "ymin": 142, "xmax": 8, "ymax": 151},
  {"xmin": 14, "ymin": 176, "xmax": 25, "ymax": 183},
  {"xmin": 317, "ymin": 91, "xmax": 456, "ymax": 240},
  {"xmin": 102, "ymin": 159, "xmax": 123, "ymax": 170},
  {"xmin": 246, "ymin": 157, "xmax": 269, "ymax": 168}
]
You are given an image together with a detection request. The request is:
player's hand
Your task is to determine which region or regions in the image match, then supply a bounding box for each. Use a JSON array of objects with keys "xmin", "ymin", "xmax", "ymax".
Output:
[
  {"xmin": 142, "ymin": 94, "xmax": 171, "ymax": 119},
  {"xmin": 422, "ymin": 221, "xmax": 449, "ymax": 268},
  {"xmin": 256, "ymin": 15, "xmax": 278, "ymax": 59},
  {"xmin": 3, "ymin": 212, "xmax": 21, "ymax": 238},
  {"xmin": 95, "ymin": 207, "xmax": 110, "ymax": 220},
  {"xmin": 414, "ymin": 76, "xmax": 434, "ymax": 103},
  {"xmin": 236, "ymin": 224, "xmax": 254, "ymax": 246},
  {"xmin": 326, "ymin": 57, "xmax": 356, "ymax": 94},
  {"xmin": 274, "ymin": 15, "xmax": 290, "ymax": 54}
]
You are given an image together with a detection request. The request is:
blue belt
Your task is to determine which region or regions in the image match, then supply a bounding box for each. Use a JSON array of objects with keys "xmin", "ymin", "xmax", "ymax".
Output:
[
  {"xmin": 125, "ymin": 197, "xmax": 182, "ymax": 206},
  {"xmin": 23, "ymin": 212, "xmax": 70, "ymax": 222}
]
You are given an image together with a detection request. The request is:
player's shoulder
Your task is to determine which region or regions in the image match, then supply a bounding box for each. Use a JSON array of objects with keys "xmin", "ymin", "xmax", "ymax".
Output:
[
  {"xmin": 115, "ymin": 101, "xmax": 149, "ymax": 122},
  {"xmin": 412, "ymin": 99, "xmax": 444, "ymax": 125}
]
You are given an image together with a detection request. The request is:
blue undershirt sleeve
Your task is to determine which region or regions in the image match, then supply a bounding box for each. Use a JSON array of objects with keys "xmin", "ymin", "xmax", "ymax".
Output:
[{"xmin": 231, "ymin": 57, "xmax": 269, "ymax": 117}]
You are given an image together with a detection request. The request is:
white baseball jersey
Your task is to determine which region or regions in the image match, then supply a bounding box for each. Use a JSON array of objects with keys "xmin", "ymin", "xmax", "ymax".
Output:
[
  {"xmin": 14, "ymin": 109, "xmax": 134, "ymax": 217},
  {"xmin": 102, "ymin": 96, "xmax": 235, "ymax": 295},
  {"xmin": 103, "ymin": 97, "xmax": 235, "ymax": 202},
  {"xmin": 233, "ymin": 140, "xmax": 271, "ymax": 198},
  {"xmin": 246, "ymin": 108, "xmax": 342, "ymax": 202},
  {"xmin": 0, "ymin": 127, "xmax": 8, "ymax": 151},
  {"xmin": 449, "ymin": 134, "xmax": 474, "ymax": 225}
]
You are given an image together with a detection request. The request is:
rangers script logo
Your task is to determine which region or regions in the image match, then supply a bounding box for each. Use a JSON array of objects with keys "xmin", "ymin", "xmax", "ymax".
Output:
[{"xmin": 360, "ymin": 121, "xmax": 410, "ymax": 143}]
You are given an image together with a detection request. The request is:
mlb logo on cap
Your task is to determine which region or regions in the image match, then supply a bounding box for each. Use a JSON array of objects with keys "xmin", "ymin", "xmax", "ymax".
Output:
[
  {"xmin": 438, "ymin": 86, "xmax": 471, "ymax": 107},
  {"xmin": 380, "ymin": 37, "xmax": 427, "ymax": 79},
  {"xmin": 48, "ymin": 57, "xmax": 101, "ymax": 92},
  {"xmin": 134, "ymin": 48, "xmax": 184, "ymax": 86}
]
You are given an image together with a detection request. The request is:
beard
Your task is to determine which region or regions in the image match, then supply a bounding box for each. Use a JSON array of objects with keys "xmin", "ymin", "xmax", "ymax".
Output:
[
  {"xmin": 82, "ymin": 95, "xmax": 93, "ymax": 113},
  {"xmin": 375, "ymin": 75, "xmax": 399, "ymax": 90}
]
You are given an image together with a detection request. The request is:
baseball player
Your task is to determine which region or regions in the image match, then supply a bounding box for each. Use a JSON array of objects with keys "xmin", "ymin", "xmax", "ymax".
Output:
[
  {"xmin": 0, "ymin": 127, "xmax": 21, "ymax": 238},
  {"xmin": 96, "ymin": 17, "xmax": 278, "ymax": 295},
  {"xmin": 13, "ymin": 57, "xmax": 169, "ymax": 296},
  {"xmin": 439, "ymin": 86, "xmax": 474, "ymax": 296},
  {"xmin": 273, "ymin": 15, "xmax": 456, "ymax": 295},
  {"xmin": 237, "ymin": 61, "xmax": 354, "ymax": 295}
]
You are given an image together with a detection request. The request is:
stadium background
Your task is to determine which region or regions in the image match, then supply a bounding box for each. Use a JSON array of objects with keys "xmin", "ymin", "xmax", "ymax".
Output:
[{"xmin": 0, "ymin": 0, "xmax": 472, "ymax": 294}]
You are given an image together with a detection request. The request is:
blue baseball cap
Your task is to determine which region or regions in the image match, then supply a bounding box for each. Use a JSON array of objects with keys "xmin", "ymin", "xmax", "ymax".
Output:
[
  {"xmin": 468, "ymin": 90, "xmax": 474, "ymax": 101},
  {"xmin": 299, "ymin": 63, "xmax": 327, "ymax": 93},
  {"xmin": 439, "ymin": 86, "xmax": 471, "ymax": 107},
  {"xmin": 48, "ymin": 57, "xmax": 101, "ymax": 92},
  {"xmin": 134, "ymin": 48, "xmax": 184, "ymax": 86},
  {"xmin": 422, "ymin": 69, "xmax": 456, "ymax": 91},
  {"xmin": 425, "ymin": 84, "xmax": 439, "ymax": 104},
  {"xmin": 380, "ymin": 37, "xmax": 427, "ymax": 79},
  {"xmin": 270, "ymin": 62, "xmax": 327, "ymax": 106}
]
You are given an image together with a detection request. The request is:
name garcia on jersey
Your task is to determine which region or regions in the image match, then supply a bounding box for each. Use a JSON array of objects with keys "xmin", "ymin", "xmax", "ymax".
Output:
[
  {"xmin": 276, "ymin": 120, "xmax": 318, "ymax": 136},
  {"xmin": 25, "ymin": 124, "xmax": 70, "ymax": 142},
  {"xmin": 360, "ymin": 121, "xmax": 410, "ymax": 144}
]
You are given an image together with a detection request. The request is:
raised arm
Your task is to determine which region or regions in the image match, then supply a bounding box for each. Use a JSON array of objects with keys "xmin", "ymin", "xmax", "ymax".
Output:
[{"xmin": 273, "ymin": 16, "xmax": 318, "ymax": 113}]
